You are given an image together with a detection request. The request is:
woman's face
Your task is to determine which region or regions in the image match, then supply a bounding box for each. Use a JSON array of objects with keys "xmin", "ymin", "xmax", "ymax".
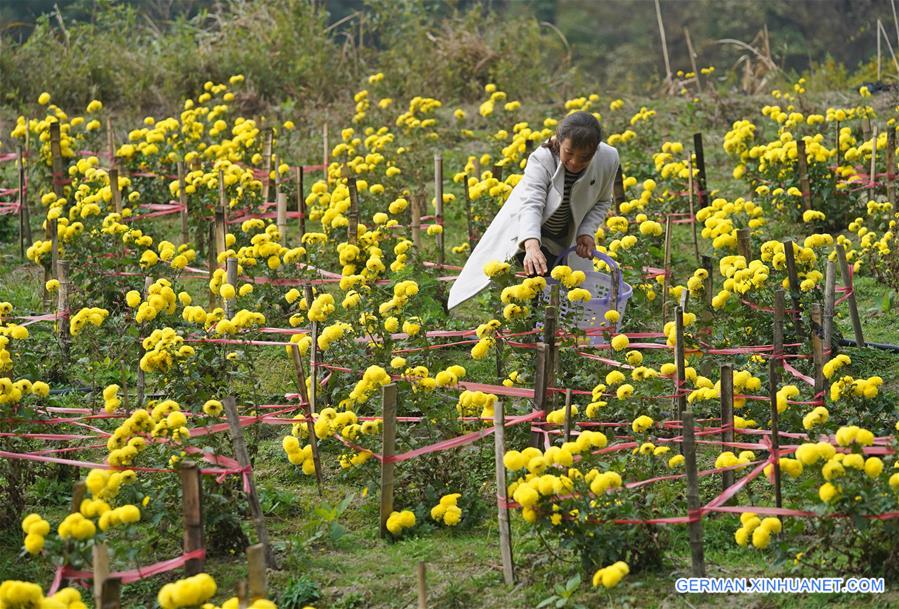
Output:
[{"xmin": 559, "ymin": 138, "xmax": 595, "ymax": 173}]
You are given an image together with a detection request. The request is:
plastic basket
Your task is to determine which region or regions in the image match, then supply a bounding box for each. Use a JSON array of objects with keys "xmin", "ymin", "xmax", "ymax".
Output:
[{"xmin": 539, "ymin": 247, "xmax": 633, "ymax": 345}]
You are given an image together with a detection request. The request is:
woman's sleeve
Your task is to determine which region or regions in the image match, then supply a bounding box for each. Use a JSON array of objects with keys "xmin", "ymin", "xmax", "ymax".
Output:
[
  {"xmin": 576, "ymin": 149, "xmax": 620, "ymax": 238},
  {"xmin": 516, "ymin": 150, "xmax": 553, "ymax": 249}
]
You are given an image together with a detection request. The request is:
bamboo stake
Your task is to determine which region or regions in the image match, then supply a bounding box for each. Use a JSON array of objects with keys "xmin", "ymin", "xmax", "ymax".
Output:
[
  {"xmin": 796, "ymin": 139, "xmax": 812, "ymax": 210},
  {"xmin": 347, "ymin": 176, "xmax": 359, "ymax": 245},
  {"xmin": 823, "ymin": 260, "xmax": 835, "ymax": 358},
  {"xmin": 49, "ymin": 122, "xmax": 64, "ymax": 197},
  {"xmin": 661, "ymin": 215, "xmax": 672, "ymax": 324},
  {"xmin": 719, "ymin": 364, "xmax": 735, "ymax": 497},
  {"xmin": 70, "ymin": 481, "xmax": 86, "ymax": 513},
  {"xmin": 262, "ymin": 129, "xmax": 273, "ymax": 203},
  {"xmin": 225, "ymin": 258, "xmax": 238, "ymax": 318},
  {"xmin": 434, "ymin": 153, "xmax": 445, "ymax": 267},
  {"xmin": 98, "ymin": 577, "xmax": 121, "ymax": 609},
  {"xmin": 531, "ymin": 343, "xmax": 548, "ymax": 448},
  {"xmin": 737, "ymin": 228, "xmax": 751, "ymax": 260},
  {"xmin": 109, "ymin": 168, "xmax": 122, "ymax": 215},
  {"xmin": 613, "ymin": 166, "xmax": 625, "ymax": 214},
  {"xmin": 835, "ymin": 244, "xmax": 864, "ymax": 347},
  {"xmin": 687, "ymin": 156, "xmax": 700, "ymax": 263},
  {"xmin": 247, "ymin": 544, "xmax": 267, "ymax": 601},
  {"xmin": 888, "ymin": 128, "xmax": 896, "ymax": 204},
  {"xmin": 289, "ymin": 344, "xmax": 323, "ymax": 495},
  {"xmin": 692, "ymin": 134, "xmax": 708, "ymax": 208},
  {"xmin": 303, "ymin": 286, "xmax": 319, "ymax": 415},
  {"xmin": 463, "ymin": 172, "xmax": 475, "ymax": 249},
  {"xmin": 684, "ymin": 26, "xmax": 703, "ymax": 93},
  {"xmin": 179, "ymin": 463, "xmax": 205, "ymax": 575},
  {"xmin": 773, "ymin": 289, "xmax": 785, "ymax": 371},
  {"xmin": 879, "ymin": 18, "xmax": 883, "ymax": 81},
  {"xmin": 322, "ymin": 124, "xmax": 330, "ymax": 185},
  {"xmin": 56, "ymin": 259, "xmax": 70, "ymax": 363},
  {"xmin": 295, "ymin": 166, "xmax": 306, "ymax": 241},
  {"xmin": 177, "ymin": 161, "xmax": 189, "ymax": 246},
  {"xmin": 223, "ymin": 397, "xmax": 277, "ymax": 568},
  {"xmin": 674, "ymin": 307, "xmax": 687, "ymax": 422},
  {"xmin": 544, "ymin": 285, "xmax": 559, "ymax": 411},
  {"xmin": 417, "ymin": 562, "xmax": 427, "ymax": 609},
  {"xmin": 17, "ymin": 147, "xmax": 30, "ymax": 257},
  {"xmin": 869, "ymin": 124, "xmax": 879, "ymax": 203},
  {"xmin": 782, "ymin": 240, "xmax": 803, "ymax": 333},
  {"xmin": 562, "ymin": 389, "xmax": 573, "ymax": 443},
  {"xmin": 493, "ymin": 400, "xmax": 515, "ymax": 585},
  {"xmin": 276, "ymin": 191, "xmax": 288, "ymax": 237},
  {"xmin": 811, "ymin": 304, "xmax": 824, "ymax": 393},
  {"xmin": 682, "ymin": 408, "xmax": 706, "ymax": 576},
  {"xmin": 768, "ymin": 359, "xmax": 782, "ymax": 509},
  {"xmin": 379, "ymin": 384, "xmax": 398, "ymax": 538},
  {"xmin": 410, "ymin": 194, "xmax": 422, "ymax": 251},
  {"xmin": 106, "ymin": 118, "xmax": 116, "ymax": 168},
  {"xmin": 654, "ymin": 0, "xmax": 674, "ymax": 94}
]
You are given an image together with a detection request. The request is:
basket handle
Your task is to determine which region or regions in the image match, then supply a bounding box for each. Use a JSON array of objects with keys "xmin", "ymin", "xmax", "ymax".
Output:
[{"xmin": 552, "ymin": 246, "xmax": 625, "ymax": 296}]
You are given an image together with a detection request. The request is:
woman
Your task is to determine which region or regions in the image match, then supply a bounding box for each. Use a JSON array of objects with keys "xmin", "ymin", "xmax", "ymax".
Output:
[{"xmin": 448, "ymin": 111, "xmax": 620, "ymax": 310}]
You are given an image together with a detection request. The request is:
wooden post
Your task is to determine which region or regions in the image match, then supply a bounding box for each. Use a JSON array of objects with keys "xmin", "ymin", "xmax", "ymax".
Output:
[
  {"xmin": 463, "ymin": 173, "xmax": 475, "ymax": 249},
  {"xmin": 410, "ymin": 194, "xmax": 422, "ymax": 251},
  {"xmin": 70, "ymin": 481, "xmax": 86, "ymax": 513},
  {"xmin": 276, "ymin": 191, "xmax": 288, "ymax": 238},
  {"xmin": 295, "ymin": 166, "xmax": 306, "ymax": 241},
  {"xmin": 823, "ymin": 260, "xmax": 835, "ymax": 358},
  {"xmin": 379, "ymin": 383, "xmax": 398, "ymax": 538},
  {"xmin": 223, "ymin": 397, "xmax": 277, "ymax": 568},
  {"xmin": 661, "ymin": 215, "xmax": 673, "ymax": 323},
  {"xmin": 719, "ymin": 364, "xmax": 735, "ymax": 497},
  {"xmin": 768, "ymin": 359, "xmax": 782, "ymax": 509},
  {"xmin": 810, "ymin": 304, "xmax": 825, "ymax": 393},
  {"xmin": 796, "ymin": 139, "xmax": 812, "ymax": 211},
  {"xmin": 674, "ymin": 306, "xmax": 687, "ymax": 422},
  {"xmin": 887, "ymin": 128, "xmax": 896, "ymax": 203},
  {"xmin": 289, "ymin": 344, "xmax": 324, "ymax": 495},
  {"xmin": 177, "ymin": 161, "xmax": 189, "ymax": 246},
  {"xmin": 681, "ymin": 409, "xmax": 706, "ymax": 576},
  {"xmin": 93, "ymin": 543, "xmax": 111, "ymax": 608},
  {"xmin": 782, "ymin": 240, "xmax": 803, "ymax": 332},
  {"xmin": 835, "ymin": 244, "xmax": 864, "ymax": 347},
  {"xmin": 49, "ymin": 122, "xmax": 64, "ymax": 197},
  {"xmin": 247, "ymin": 544, "xmax": 267, "ymax": 601},
  {"xmin": 692, "ymin": 133, "xmax": 708, "ymax": 208},
  {"xmin": 737, "ymin": 228, "xmax": 751, "ymax": 260},
  {"xmin": 417, "ymin": 562, "xmax": 427, "ymax": 609},
  {"xmin": 613, "ymin": 166, "xmax": 625, "ymax": 214},
  {"xmin": 869, "ymin": 124, "xmax": 878, "ymax": 203},
  {"xmin": 225, "ymin": 258, "xmax": 238, "ymax": 318},
  {"xmin": 687, "ymin": 156, "xmax": 700, "ymax": 263},
  {"xmin": 531, "ymin": 343, "xmax": 548, "ymax": 448},
  {"xmin": 49, "ymin": 217, "xmax": 58, "ymax": 281},
  {"xmin": 216, "ymin": 171, "xmax": 228, "ymax": 258},
  {"xmin": 773, "ymin": 289, "xmax": 785, "ymax": 371},
  {"xmin": 493, "ymin": 400, "xmax": 515, "ymax": 585},
  {"xmin": 179, "ymin": 463, "xmax": 205, "ymax": 575},
  {"xmin": 262, "ymin": 129, "xmax": 273, "ymax": 203},
  {"xmin": 98, "ymin": 578, "xmax": 121, "ymax": 609},
  {"xmin": 434, "ymin": 153, "xmax": 445, "ymax": 267}
]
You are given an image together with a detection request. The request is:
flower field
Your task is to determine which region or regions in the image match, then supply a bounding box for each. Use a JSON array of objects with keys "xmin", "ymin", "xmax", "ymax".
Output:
[{"xmin": 0, "ymin": 72, "xmax": 898, "ymax": 608}]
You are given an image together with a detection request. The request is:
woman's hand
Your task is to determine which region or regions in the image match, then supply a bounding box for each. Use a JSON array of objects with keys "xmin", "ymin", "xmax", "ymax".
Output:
[
  {"xmin": 575, "ymin": 234, "xmax": 595, "ymax": 259},
  {"xmin": 523, "ymin": 239, "xmax": 547, "ymax": 276}
]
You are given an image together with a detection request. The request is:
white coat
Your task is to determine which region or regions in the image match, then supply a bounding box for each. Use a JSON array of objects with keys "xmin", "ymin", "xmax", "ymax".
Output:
[{"xmin": 447, "ymin": 142, "xmax": 620, "ymax": 310}]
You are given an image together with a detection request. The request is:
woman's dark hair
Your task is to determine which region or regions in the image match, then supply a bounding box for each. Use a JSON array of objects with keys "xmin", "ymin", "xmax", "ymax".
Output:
[{"xmin": 542, "ymin": 111, "xmax": 603, "ymax": 154}]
